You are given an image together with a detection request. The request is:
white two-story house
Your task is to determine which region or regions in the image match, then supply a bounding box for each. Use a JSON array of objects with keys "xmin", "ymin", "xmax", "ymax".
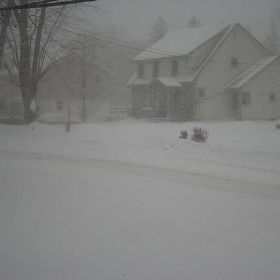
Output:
[{"xmin": 127, "ymin": 23, "xmax": 280, "ymax": 121}]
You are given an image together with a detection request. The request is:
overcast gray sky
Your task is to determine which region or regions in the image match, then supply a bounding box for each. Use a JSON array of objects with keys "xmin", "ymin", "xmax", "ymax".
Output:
[{"xmin": 98, "ymin": 0, "xmax": 278, "ymax": 43}]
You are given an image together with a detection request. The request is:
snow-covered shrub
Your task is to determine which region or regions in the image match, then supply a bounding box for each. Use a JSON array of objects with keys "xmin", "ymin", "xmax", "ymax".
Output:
[
  {"xmin": 191, "ymin": 127, "xmax": 209, "ymax": 143},
  {"xmin": 276, "ymin": 119, "xmax": 280, "ymax": 129},
  {"xmin": 179, "ymin": 130, "xmax": 188, "ymax": 139}
]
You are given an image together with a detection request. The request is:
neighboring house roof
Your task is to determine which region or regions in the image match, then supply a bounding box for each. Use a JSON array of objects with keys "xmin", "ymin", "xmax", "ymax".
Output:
[
  {"xmin": 55, "ymin": 54, "xmax": 114, "ymax": 76},
  {"xmin": 225, "ymin": 55, "xmax": 278, "ymax": 89},
  {"xmin": 133, "ymin": 24, "xmax": 230, "ymax": 61}
]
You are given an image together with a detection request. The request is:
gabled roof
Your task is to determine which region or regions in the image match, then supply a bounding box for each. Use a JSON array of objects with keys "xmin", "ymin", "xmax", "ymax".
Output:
[
  {"xmin": 192, "ymin": 23, "xmax": 271, "ymax": 77},
  {"xmin": 191, "ymin": 24, "xmax": 235, "ymax": 76},
  {"xmin": 133, "ymin": 24, "xmax": 230, "ymax": 61},
  {"xmin": 225, "ymin": 56, "xmax": 278, "ymax": 89}
]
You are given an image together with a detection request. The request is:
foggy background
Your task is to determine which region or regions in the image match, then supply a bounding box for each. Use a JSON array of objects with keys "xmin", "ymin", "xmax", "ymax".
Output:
[{"xmin": 99, "ymin": 0, "xmax": 278, "ymax": 43}]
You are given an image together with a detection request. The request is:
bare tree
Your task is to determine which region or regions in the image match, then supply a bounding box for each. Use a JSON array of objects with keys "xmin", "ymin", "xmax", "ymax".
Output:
[
  {"xmin": 3, "ymin": 1, "xmax": 81, "ymax": 122},
  {"xmin": 0, "ymin": 0, "xmax": 13, "ymax": 70}
]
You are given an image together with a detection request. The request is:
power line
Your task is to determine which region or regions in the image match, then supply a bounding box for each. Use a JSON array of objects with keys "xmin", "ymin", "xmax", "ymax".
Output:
[
  {"xmin": 0, "ymin": 0, "xmax": 97, "ymax": 11},
  {"xmin": 43, "ymin": 20, "xmax": 280, "ymax": 69},
  {"xmin": 5, "ymin": 11, "xmax": 280, "ymax": 76}
]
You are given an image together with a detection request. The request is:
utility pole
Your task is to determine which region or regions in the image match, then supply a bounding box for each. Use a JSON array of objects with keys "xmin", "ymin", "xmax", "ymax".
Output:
[{"xmin": 81, "ymin": 37, "xmax": 86, "ymax": 123}]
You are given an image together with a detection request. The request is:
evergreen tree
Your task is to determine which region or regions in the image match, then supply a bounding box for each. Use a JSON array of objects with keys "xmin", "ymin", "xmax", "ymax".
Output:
[
  {"xmin": 189, "ymin": 15, "xmax": 201, "ymax": 28},
  {"xmin": 148, "ymin": 15, "xmax": 168, "ymax": 45},
  {"xmin": 264, "ymin": 18, "xmax": 278, "ymax": 54}
]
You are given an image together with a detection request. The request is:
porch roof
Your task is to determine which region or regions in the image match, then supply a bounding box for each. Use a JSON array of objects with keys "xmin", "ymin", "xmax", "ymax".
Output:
[
  {"xmin": 225, "ymin": 55, "xmax": 278, "ymax": 89},
  {"xmin": 127, "ymin": 73, "xmax": 153, "ymax": 86},
  {"xmin": 156, "ymin": 76, "xmax": 193, "ymax": 87},
  {"xmin": 127, "ymin": 74, "xmax": 194, "ymax": 87}
]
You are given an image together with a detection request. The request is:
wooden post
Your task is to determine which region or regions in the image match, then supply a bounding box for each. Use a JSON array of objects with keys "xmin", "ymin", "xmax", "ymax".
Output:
[
  {"xmin": 65, "ymin": 100, "xmax": 71, "ymax": 133},
  {"xmin": 167, "ymin": 90, "xmax": 171, "ymax": 119}
]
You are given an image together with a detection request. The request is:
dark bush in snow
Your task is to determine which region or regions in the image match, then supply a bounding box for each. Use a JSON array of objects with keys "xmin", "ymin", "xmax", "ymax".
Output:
[
  {"xmin": 179, "ymin": 130, "xmax": 188, "ymax": 139},
  {"xmin": 191, "ymin": 127, "xmax": 209, "ymax": 143},
  {"xmin": 276, "ymin": 119, "xmax": 280, "ymax": 129}
]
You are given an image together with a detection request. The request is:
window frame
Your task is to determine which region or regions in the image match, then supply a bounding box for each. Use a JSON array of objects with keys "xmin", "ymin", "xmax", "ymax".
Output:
[
  {"xmin": 95, "ymin": 74, "xmax": 101, "ymax": 84},
  {"xmin": 242, "ymin": 92, "xmax": 251, "ymax": 106},
  {"xmin": 153, "ymin": 61, "xmax": 159, "ymax": 77},
  {"xmin": 138, "ymin": 63, "xmax": 145, "ymax": 78},
  {"xmin": 10, "ymin": 100, "xmax": 23, "ymax": 117},
  {"xmin": 231, "ymin": 56, "xmax": 238, "ymax": 68},
  {"xmin": 56, "ymin": 100, "xmax": 63, "ymax": 111},
  {"xmin": 269, "ymin": 93, "xmax": 276, "ymax": 103},
  {"xmin": 198, "ymin": 88, "xmax": 205, "ymax": 99}
]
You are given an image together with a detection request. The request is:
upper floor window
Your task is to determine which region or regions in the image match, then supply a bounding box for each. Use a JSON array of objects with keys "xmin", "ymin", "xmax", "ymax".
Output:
[
  {"xmin": 198, "ymin": 88, "xmax": 205, "ymax": 99},
  {"xmin": 269, "ymin": 93, "xmax": 276, "ymax": 103},
  {"xmin": 56, "ymin": 100, "xmax": 63, "ymax": 111},
  {"xmin": 172, "ymin": 60, "xmax": 178, "ymax": 76},
  {"xmin": 153, "ymin": 61, "xmax": 159, "ymax": 77},
  {"xmin": 95, "ymin": 75, "xmax": 101, "ymax": 84},
  {"xmin": 173, "ymin": 90, "xmax": 181, "ymax": 102},
  {"xmin": 231, "ymin": 56, "xmax": 238, "ymax": 68},
  {"xmin": 138, "ymin": 63, "xmax": 144, "ymax": 78},
  {"xmin": 242, "ymin": 92, "xmax": 251, "ymax": 106}
]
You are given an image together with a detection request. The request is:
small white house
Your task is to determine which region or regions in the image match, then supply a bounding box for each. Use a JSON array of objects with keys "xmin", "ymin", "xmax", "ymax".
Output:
[
  {"xmin": 128, "ymin": 23, "xmax": 280, "ymax": 121},
  {"xmin": 37, "ymin": 55, "xmax": 112, "ymax": 123}
]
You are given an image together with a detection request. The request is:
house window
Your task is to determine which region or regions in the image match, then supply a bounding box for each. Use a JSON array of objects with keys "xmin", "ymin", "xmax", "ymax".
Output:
[
  {"xmin": 174, "ymin": 91, "xmax": 180, "ymax": 102},
  {"xmin": 269, "ymin": 93, "xmax": 276, "ymax": 103},
  {"xmin": 242, "ymin": 92, "xmax": 251, "ymax": 106},
  {"xmin": 10, "ymin": 100, "xmax": 23, "ymax": 117},
  {"xmin": 95, "ymin": 75, "xmax": 101, "ymax": 84},
  {"xmin": 198, "ymin": 88, "xmax": 205, "ymax": 99},
  {"xmin": 171, "ymin": 60, "xmax": 178, "ymax": 76},
  {"xmin": 56, "ymin": 100, "xmax": 63, "ymax": 110},
  {"xmin": 153, "ymin": 61, "xmax": 159, "ymax": 77},
  {"xmin": 231, "ymin": 56, "xmax": 238, "ymax": 68},
  {"xmin": 138, "ymin": 63, "xmax": 144, "ymax": 78}
]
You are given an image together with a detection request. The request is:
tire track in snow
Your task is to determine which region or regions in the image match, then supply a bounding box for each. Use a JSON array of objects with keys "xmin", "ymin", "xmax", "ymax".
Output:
[{"xmin": 1, "ymin": 149, "xmax": 279, "ymax": 199}]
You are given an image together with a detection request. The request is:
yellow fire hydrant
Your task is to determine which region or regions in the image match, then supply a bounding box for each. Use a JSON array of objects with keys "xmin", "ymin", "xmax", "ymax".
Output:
[{"xmin": 65, "ymin": 121, "xmax": 70, "ymax": 133}]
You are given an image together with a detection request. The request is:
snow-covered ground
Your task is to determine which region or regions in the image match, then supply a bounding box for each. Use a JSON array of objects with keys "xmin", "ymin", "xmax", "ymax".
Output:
[{"xmin": 0, "ymin": 119, "xmax": 280, "ymax": 280}]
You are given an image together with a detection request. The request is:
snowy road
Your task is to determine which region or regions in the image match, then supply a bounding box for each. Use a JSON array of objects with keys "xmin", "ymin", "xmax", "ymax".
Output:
[
  {"xmin": 1, "ymin": 121, "xmax": 280, "ymax": 280},
  {"xmin": 1, "ymin": 150, "xmax": 280, "ymax": 280},
  {"xmin": 1, "ymin": 148, "xmax": 280, "ymax": 198}
]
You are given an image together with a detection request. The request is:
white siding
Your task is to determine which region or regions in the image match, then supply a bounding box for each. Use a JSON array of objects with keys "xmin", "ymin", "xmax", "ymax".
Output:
[
  {"xmin": 197, "ymin": 24, "xmax": 270, "ymax": 120},
  {"xmin": 240, "ymin": 59, "xmax": 280, "ymax": 120}
]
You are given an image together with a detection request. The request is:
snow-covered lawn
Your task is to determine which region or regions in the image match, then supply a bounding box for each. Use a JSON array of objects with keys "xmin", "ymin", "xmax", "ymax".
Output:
[{"xmin": 0, "ymin": 119, "xmax": 280, "ymax": 280}]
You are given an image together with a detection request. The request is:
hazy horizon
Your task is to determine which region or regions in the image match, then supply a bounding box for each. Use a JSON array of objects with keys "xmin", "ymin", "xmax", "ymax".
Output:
[{"xmin": 97, "ymin": 0, "xmax": 278, "ymax": 43}]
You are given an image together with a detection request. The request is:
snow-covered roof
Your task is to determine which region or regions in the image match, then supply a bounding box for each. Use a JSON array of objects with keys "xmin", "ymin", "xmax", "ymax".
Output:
[
  {"xmin": 156, "ymin": 76, "xmax": 194, "ymax": 87},
  {"xmin": 127, "ymin": 75, "xmax": 194, "ymax": 87},
  {"xmin": 191, "ymin": 24, "xmax": 235, "ymax": 76},
  {"xmin": 133, "ymin": 24, "xmax": 230, "ymax": 61},
  {"xmin": 127, "ymin": 73, "xmax": 153, "ymax": 86},
  {"xmin": 225, "ymin": 56, "xmax": 278, "ymax": 89}
]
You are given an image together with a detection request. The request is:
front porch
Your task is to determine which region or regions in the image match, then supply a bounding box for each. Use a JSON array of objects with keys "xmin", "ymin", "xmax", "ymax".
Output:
[{"xmin": 131, "ymin": 79, "xmax": 196, "ymax": 121}]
